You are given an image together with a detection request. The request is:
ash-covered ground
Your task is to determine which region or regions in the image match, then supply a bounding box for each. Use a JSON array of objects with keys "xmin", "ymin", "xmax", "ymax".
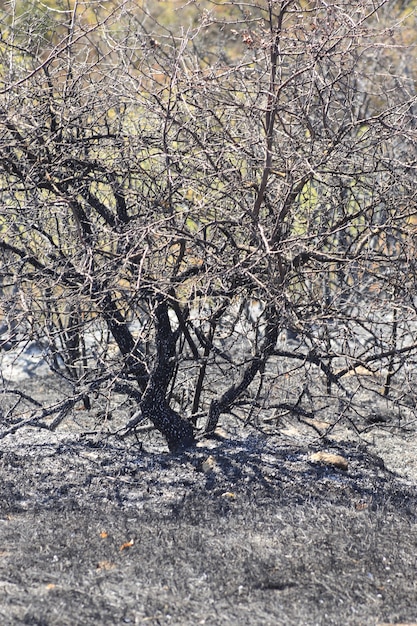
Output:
[{"xmin": 1, "ymin": 369, "xmax": 417, "ymax": 626}]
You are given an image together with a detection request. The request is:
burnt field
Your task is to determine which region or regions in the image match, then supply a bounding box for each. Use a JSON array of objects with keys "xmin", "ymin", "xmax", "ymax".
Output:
[
  {"xmin": 0, "ymin": 375, "xmax": 417, "ymax": 626},
  {"xmin": 3, "ymin": 0, "xmax": 417, "ymax": 622}
]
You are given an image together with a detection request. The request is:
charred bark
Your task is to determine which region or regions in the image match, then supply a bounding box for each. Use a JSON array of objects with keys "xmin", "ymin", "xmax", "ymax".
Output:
[
  {"xmin": 140, "ymin": 297, "xmax": 195, "ymax": 452},
  {"xmin": 100, "ymin": 291, "xmax": 149, "ymax": 391},
  {"xmin": 205, "ymin": 304, "xmax": 280, "ymax": 434}
]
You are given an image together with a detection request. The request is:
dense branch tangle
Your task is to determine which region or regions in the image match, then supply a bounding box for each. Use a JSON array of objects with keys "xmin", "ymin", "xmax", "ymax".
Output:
[{"xmin": 1, "ymin": 0, "xmax": 417, "ymax": 449}]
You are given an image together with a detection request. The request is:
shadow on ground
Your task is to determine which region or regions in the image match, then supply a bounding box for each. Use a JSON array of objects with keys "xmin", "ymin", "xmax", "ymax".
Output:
[{"xmin": 0, "ymin": 427, "xmax": 416, "ymax": 626}]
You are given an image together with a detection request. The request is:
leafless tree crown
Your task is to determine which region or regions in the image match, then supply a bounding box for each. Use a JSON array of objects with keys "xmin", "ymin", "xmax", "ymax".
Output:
[{"xmin": 1, "ymin": 1, "xmax": 417, "ymax": 449}]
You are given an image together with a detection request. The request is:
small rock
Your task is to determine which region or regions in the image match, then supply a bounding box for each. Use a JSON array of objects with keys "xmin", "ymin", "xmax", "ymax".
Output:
[{"xmin": 310, "ymin": 451, "xmax": 348, "ymax": 471}]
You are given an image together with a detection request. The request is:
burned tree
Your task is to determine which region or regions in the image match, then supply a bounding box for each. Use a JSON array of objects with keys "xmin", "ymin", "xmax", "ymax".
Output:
[{"xmin": 1, "ymin": 1, "xmax": 417, "ymax": 450}]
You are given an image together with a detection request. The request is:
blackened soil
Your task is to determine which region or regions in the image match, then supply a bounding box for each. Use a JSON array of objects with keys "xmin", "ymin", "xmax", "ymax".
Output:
[{"xmin": 0, "ymin": 420, "xmax": 417, "ymax": 626}]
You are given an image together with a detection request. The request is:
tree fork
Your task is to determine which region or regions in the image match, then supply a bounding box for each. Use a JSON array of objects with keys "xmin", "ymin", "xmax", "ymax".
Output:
[{"xmin": 140, "ymin": 296, "xmax": 195, "ymax": 452}]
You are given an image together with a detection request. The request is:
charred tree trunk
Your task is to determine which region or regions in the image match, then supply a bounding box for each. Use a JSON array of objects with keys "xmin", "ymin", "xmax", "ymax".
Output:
[
  {"xmin": 205, "ymin": 304, "xmax": 279, "ymax": 434},
  {"xmin": 140, "ymin": 297, "xmax": 195, "ymax": 452},
  {"xmin": 100, "ymin": 291, "xmax": 149, "ymax": 391}
]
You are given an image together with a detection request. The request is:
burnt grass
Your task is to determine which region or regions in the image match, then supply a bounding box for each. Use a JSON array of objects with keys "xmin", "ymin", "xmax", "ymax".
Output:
[{"xmin": 1, "ymin": 379, "xmax": 417, "ymax": 625}]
